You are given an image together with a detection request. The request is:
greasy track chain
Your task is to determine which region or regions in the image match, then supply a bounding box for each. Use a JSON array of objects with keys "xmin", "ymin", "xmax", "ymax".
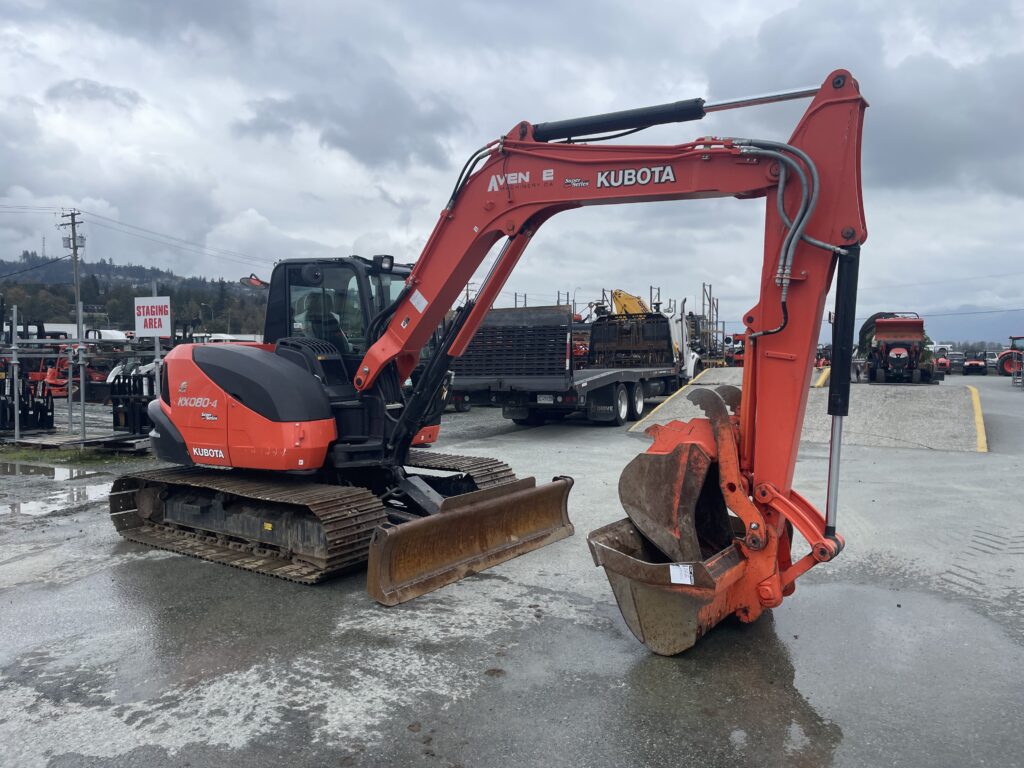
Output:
[
  {"xmin": 405, "ymin": 450, "xmax": 517, "ymax": 489},
  {"xmin": 110, "ymin": 467, "xmax": 388, "ymax": 584}
]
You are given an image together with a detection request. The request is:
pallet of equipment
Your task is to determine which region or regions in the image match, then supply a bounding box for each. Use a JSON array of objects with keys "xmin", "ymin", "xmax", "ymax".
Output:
[{"xmin": 1, "ymin": 430, "xmax": 150, "ymax": 454}]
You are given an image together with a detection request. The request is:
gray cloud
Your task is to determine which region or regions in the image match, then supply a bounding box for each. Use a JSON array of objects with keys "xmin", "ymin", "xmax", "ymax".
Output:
[
  {"xmin": 702, "ymin": 0, "xmax": 1024, "ymax": 197},
  {"xmin": 2, "ymin": 0, "xmax": 1023, "ymax": 341},
  {"xmin": 10, "ymin": 0, "xmax": 263, "ymax": 44},
  {"xmin": 234, "ymin": 76, "xmax": 464, "ymax": 169},
  {"xmin": 45, "ymin": 78, "xmax": 143, "ymax": 110}
]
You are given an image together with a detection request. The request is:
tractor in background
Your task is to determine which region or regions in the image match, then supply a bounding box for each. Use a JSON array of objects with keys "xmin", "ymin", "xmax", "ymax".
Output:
[
  {"xmin": 962, "ymin": 352, "xmax": 988, "ymax": 376},
  {"xmin": 859, "ymin": 312, "xmax": 938, "ymax": 384},
  {"xmin": 996, "ymin": 336, "xmax": 1023, "ymax": 377}
]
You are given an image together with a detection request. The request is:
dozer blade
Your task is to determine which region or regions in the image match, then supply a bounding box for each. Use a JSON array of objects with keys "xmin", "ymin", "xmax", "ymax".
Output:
[{"xmin": 367, "ymin": 476, "xmax": 574, "ymax": 606}]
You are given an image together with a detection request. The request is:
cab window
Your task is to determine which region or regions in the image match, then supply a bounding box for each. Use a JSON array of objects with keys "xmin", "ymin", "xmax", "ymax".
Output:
[
  {"xmin": 288, "ymin": 264, "xmax": 366, "ymax": 354},
  {"xmin": 368, "ymin": 272, "xmax": 406, "ymax": 313}
]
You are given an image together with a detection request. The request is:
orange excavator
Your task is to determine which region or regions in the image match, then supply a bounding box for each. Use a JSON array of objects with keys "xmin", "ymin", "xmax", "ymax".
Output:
[{"xmin": 110, "ymin": 70, "xmax": 866, "ymax": 654}]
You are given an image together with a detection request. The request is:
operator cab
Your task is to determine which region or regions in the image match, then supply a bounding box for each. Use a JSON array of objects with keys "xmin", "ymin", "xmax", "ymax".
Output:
[{"xmin": 264, "ymin": 256, "xmax": 411, "ymax": 378}]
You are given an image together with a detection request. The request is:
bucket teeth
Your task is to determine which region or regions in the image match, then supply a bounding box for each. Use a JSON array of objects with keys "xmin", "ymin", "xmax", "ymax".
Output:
[
  {"xmin": 715, "ymin": 384, "xmax": 742, "ymax": 414},
  {"xmin": 687, "ymin": 386, "xmax": 731, "ymax": 427}
]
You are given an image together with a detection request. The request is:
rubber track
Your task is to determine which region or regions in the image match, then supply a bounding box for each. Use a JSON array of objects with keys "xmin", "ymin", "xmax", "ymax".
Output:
[
  {"xmin": 110, "ymin": 467, "xmax": 388, "ymax": 584},
  {"xmin": 405, "ymin": 449, "xmax": 517, "ymax": 489}
]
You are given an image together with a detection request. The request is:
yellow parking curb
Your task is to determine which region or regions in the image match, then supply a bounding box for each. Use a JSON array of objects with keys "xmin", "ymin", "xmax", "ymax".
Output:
[
  {"xmin": 814, "ymin": 367, "xmax": 831, "ymax": 388},
  {"xmin": 630, "ymin": 366, "xmax": 713, "ymax": 433},
  {"xmin": 967, "ymin": 385, "xmax": 988, "ymax": 453}
]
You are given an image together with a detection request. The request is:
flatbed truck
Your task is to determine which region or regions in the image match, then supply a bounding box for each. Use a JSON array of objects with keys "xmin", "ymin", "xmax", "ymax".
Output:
[{"xmin": 451, "ymin": 305, "xmax": 683, "ymax": 425}]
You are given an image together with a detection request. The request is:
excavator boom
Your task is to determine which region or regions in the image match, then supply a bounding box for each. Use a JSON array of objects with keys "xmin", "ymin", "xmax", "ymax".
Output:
[{"xmin": 357, "ymin": 70, "xmax": 866, "ymax": 651}]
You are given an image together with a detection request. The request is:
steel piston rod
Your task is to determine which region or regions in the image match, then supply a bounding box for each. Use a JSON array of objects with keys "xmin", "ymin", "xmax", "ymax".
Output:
[
  {"xmin": 825, "ymin": 416, "xmax": 843, "ymax": 535},
  {"xmin": 532, "ymin": 85, "xmax": 820, "ymax": 142},
  {"xmin": 703, "ymin": 85, "xmax": 819, "ymax": 113}
]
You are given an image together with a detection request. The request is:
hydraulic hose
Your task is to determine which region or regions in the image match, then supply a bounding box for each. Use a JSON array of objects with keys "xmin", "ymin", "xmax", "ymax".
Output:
[
  {"xmin": 736, "ymin": 145, "xmax": 811, "ymax": 296},
  {"xmin": 388, "ymin": 300, "xmax": 476, "ymax": 462},
  {"xmin": 740, "ymin": 144, "xmax": 812, "ymax": 339}
]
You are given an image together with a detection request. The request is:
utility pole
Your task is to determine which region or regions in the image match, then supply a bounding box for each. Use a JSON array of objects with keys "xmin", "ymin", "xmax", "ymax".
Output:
[
  {"xmin": 60, "ymin": 210, "xmax": 87, "ymax": 439},
  {"xmin": 59, "ymin": 210, "xmax": 84, "ymax": 343}
]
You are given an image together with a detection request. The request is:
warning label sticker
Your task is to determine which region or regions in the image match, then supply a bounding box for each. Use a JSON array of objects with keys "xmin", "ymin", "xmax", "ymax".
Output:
[
  {"xmin": 409, "ymin": 289, "xmax": 428, "ymax": 314},
  {"xmin": 669, "ymin": 563, "xmax": 694, "ymax": 585}
]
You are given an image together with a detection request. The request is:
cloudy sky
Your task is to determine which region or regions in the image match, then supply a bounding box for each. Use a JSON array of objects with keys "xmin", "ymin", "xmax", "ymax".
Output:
[{"xmin": 1, "ymin": 0, "xmax": 1022, "ymax": 340}]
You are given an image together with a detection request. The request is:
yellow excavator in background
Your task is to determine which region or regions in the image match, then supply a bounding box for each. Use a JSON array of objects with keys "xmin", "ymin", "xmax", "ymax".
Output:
[{"xmin": 611, "ymin": 289, "xmax": 653, "ymax": 316}]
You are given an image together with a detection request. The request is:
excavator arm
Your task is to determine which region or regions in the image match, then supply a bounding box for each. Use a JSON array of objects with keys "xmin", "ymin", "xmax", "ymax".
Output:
[
  {"xmin": 611, "ymin": 290, "xmax": 653, "ymax": 316},
  {"xmin": 360, "ymin": 69, "xmax": 865, "ymax": 483},
  {"xmin": 362, "ymin": 70, "xmax": 867, "ymax": 652}
]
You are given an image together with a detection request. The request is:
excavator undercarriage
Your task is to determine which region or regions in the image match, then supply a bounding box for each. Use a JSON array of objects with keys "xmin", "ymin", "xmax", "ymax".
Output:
[{"xmin": 111, "ymin": 449, "xmax": 572, "ymax": 595}]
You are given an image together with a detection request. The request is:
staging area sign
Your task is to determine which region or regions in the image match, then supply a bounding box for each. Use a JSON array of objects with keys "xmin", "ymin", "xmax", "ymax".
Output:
[{"xmin": 134, "ymin": 296, "xmax": 172, "ymax": 337}]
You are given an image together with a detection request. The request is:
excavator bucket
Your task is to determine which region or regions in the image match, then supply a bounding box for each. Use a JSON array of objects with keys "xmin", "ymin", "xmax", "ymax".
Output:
[
  {"xmin": 589, "ymin": 447, "xmax": 744, "ymax": 655},
  {"xmin": 367, "ymin": 476, "xmax": 574, "ymax": 605},
  {"xmin": 588, "ymin": 518, "xmax": 743, "ymax": 656},
  {"xmin": 589, "ymin": 388, "xmax": 751, "ymax": 655}
]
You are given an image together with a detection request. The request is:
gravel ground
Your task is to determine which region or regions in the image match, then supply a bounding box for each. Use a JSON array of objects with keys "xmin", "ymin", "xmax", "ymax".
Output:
[{"xmin": 0, "ymin": 375, "xmax": 1021, "ymax": 767}]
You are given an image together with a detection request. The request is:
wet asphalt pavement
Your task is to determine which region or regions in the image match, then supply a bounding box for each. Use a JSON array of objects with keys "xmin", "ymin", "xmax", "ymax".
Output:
[{"xmin": 1, "ymin": 375, "xmax": 1022, "ymax": 767}]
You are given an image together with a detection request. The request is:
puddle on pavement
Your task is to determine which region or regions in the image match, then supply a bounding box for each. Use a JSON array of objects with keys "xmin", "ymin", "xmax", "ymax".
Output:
[
  {"xmin": 1, "ymin": 462, "xmax": 110, "ymax": 516},
  {"xmin": 0, "ymin": 463, "xmax": 104, "ymax": 480}
]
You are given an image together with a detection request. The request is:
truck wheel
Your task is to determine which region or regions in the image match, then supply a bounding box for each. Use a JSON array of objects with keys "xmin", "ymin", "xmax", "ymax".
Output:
[
  {"xmin": 454, "ymin": 397, "xmax": 471, "ymax": 413},
  {"xmin": 611, "ymin": 383, "xmax": 628, "ymax": 426},
  {"xmin": 512, "ymin": 410, "xmax": 544, "ymax": 427},
  {"xmin": 627, "ymin": 382, "xmax": 645, "ymax": 421},
  {"xmin": 875, "ymin": 368, "xmax": 886, "ymax": 384},
  {"xmin": 911, "ymin": 369, "xmax": 921, "ymax": 384}
]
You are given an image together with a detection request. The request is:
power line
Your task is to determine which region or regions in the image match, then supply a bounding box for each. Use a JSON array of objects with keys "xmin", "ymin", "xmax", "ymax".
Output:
[
  {"xmin": 0, "ymin": 202, "xmax": 270, "ymax": 267},
  {"xmin": 914, "ymin": 307, "xmax": 1024, "ymax": 319},
  {"xmin": 85, "ymin": 219, "xmax": 272, "ymax": 267},
  {"xmin": 870, "ymin": 269, "xmax": 1024, "ymax": 290},
  {"xmin": 0, "ymin": 204, "xmax": 61, "ymax": 213},
  {"xmin": 0, "ymin": 254, "xmax": 71, "ymax": 279},
  {"xmin": 79, "ymin": 209, "xmax": 267, "ymax": 264}
]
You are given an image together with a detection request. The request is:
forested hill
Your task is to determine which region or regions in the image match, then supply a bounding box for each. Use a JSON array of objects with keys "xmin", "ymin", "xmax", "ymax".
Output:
[{"xmin": 0, "ymin": 250, "xmax": 267, "ymax": 333}]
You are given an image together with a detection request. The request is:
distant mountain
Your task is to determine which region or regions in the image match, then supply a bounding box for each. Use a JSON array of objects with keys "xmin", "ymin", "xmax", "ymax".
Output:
[
  {"xmin": 0, "ymin": 250, "xmax": 178, "ymax": 287},
  {"xmin": 1, "ymin": 251, "xmax": 266, "ymax": 333}
]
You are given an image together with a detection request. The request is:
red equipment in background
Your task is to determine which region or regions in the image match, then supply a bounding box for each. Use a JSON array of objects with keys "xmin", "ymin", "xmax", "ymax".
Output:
[
  {"xmin": 725, "ymin": 331, "xmax": 747, "ymax": 367},
  {"xmin": 996, "ymin": 336, "xmax": 1023, "ymax": 376},
  {"xmin": 863, "ymin": 314, "xmax": 934, "ymax": 384}
]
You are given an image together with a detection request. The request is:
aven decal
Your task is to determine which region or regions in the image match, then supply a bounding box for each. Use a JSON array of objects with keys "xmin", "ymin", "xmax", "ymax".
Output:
[
  {"xmin": 596, "ymin": 165, "xmax": 676, "ymax": 189},
  {"xmin": 487, "ymin": 169, "xmax": 555, "ymax": 192},
  {"xmin": 192, "ymin": 447, "xmax": 226, "ymax": 459}
]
